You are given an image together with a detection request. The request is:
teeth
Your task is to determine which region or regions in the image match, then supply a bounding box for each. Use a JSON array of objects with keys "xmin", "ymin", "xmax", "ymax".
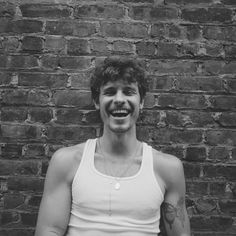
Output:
[{"xmin": 112, "ymin": 110, "xmax": 128, "ymax": 114}]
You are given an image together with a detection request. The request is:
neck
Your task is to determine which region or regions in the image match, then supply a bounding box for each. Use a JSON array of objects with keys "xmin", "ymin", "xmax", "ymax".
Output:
[{"xmin": 99, "ymin": 128, "xmax": 139, "ymax": 159}]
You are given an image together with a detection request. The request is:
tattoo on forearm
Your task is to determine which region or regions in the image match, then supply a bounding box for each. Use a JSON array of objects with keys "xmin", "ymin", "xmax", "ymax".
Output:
[{"xmin": 162, "ymin": 197, "xmax": 185, "ymax": 229}]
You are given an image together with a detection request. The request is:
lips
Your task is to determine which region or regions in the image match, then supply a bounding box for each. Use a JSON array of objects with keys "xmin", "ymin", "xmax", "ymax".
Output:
[{"xmin": 109, "ymin": 109, "xmax": 130, "ymax": 117}]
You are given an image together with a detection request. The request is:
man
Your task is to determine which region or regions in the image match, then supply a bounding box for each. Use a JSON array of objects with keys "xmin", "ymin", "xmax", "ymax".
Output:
[{"xmin": 35, "ymin": 57, "xmax": 191, "ymax": 236}]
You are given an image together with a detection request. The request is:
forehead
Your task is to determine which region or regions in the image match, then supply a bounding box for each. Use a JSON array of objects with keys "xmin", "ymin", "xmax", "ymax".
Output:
[{"xmin": 101, "ymin": 80, "xmax": 138, "ymax": 89}]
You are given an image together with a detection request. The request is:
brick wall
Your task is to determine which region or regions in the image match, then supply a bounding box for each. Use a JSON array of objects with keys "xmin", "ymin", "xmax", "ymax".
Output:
[{"xmin": 0, "ymin": 0, "xmax": 236, "ymax": 235}]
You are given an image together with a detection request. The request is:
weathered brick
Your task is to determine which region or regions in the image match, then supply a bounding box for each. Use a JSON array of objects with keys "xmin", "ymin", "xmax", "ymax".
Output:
[
  {"xmin": 21, "ymin": 212, "xmax": 38, "ymax": 226},
  {"xmin": 150, "ymin": 75, "xmax": 173, "ymax": 90},
  {"xmin": 45, "ymin": 36, "xmax": 66, "ymax": 53},
  {"xmin": 67, "ymin": 39, "xmax": 90, "ymax": 56},
  {"xmin": 21, "ymin": 36, "xmax": 44, "ymax": 52},
  {"xmin": 101, "ymin": 22, "xmax": 148, "ymax": 38},
  {"xmin": 53, "ymin": 90, "xmax": 92, "ymax": 108},
  {"xmin": 215, "ymin": 112, "xmax": 236, "ymax": 127},
  {"xmin": 0, "ymin": 211, "xmax": 19, "ymax": 225},
  {"xmin": 221, "ymin": 0, "xmax": 236, "ymax": 4},
  {"xmin": 186, "ymin": 24, "xmax": 202, "ymax": 41},
  {"xmin": 185, "ymin": 146, "xmax": 207, "ymax": 162},
  {"xmin": 138, "ymin": 110, "xmax": 161, "ymax": 125},
  {"xmin": 219, "ymin": 199, "xmax": 236, "ymax": 216},
  {"xmin": 227, "ymin": 79, "xmax": 236, "ymax": 92},
  {"xmin": 22, "ymin": 144, "xmax": 45, "ymax": 159},
  {"xmin": 20, "ymin": 4, "xmax": 71, "ymax": 18},
  {"xmin": 18, "ymin": 73, "xmax": 68, "ymax": 88},
  {"xmin": 0, "ymin": 143, "xmax": 23, "ymax": 159},
  {"xmin": 1, "ymin": 107, "xmax": 28, "ymax": 122},
  {"xmin": 0, "ymin": 229, "xmax": 34, "ymax": 236},
  {"xmin": 190, "ymin": 215, "xmax": 233, "ymax": 231},
  {"xmin": 209, "ymin": 182, "xmax": 226, "ymax": 196},
  {"xmin": 129, "ymin": 6, "xmax": 178, "ymax": 20},
  {"xmin": 204, "ymin": 164, "xmax": 236, "ymax": 181},
  {"xmin": 150, "ymin": 23, "xmax": 166, "ymax": 39},
  {"xmin": 113, "ymin": 40, "xmax": 134, "ymax": 54},
  {"xmin": 1, "ymin": 36, "xmax": 20, "ymax": 53},
  {"xmin": 183, "ymin": 162, "xmax": 201, "ymax": 178},
  {"xmin": 1, "ymin": 124, "xmax": 39, "ymax": 139},
  {"xmin": 0, "ymin": 72, "xmax": 12, "ymax": 86},
  {"xmin": 2, "ymin": 89, "xmax": 29, "ymax": 105},
  {"xmin": 136, "ymin": 41, "xmax": 156, "ymax": 56},
  {"xmin": 168, "ymin": 24, "xmax": 182, "ymax": 39},
  {"xmin": 46, "ymin": 126, "xmax": 96, "ymax": 141},
  {"xmin": 28, "ymin": 90, "xmax": 51, "ymax": 106},
  {"xmin": 7, "ymin": 176, "xmax": 44, "ymax": 192},
  {"xmin": 157, "ymin": 42, "xmax": 178, "ymax": 58},
  {"xmin": 186, "ymin": 181, "xmax": 208, "ymax": 196},
  {"xmin": 28, "ymin": 108, "xmax": 53, "ymax": 123},
  {"xmin": 206, "ymin": 130, "xmax": 236, "ymax": 146},
  {"xmin": 166, "ymin": 0, "xmax": 215, "ymax": 4},
  {"xmin": 75, "ymin": 4, "xmax": 125, "ymax": 19},
  {"xmin": 181, "ymin": 8, "xmax": 233, "ymax": 23},
  {"xmin": 209, "ymin": 95, "xmax": 236, "ymax": 110},
  {"xmin": 166, "ymin": 111, "xmax": 215, "ymax": 128},
  {"xmin": 202, "ymin": 60, "xmax": 224, "ymax": 75},
  {"xmin": 158, "ymin": 93, "xmax": 206, "ymax": 109},
  {"xmin": 3, "ymin": 193, "xmax": 25, "ymax": 209},
  {"xmin": 148, "ymin": 60, "xmax": 198, "ymax": 74},
  {"xmin": 0, "ymin": 2, "xmax": 15, "ymax": 18},
  {"xmin": 0, "ymin": 19, "xmax": 43, "ymax": 33},
  {"xmin": 28, "ymin": 195, "xmax": 42, "ymax": 207},
  {"xmin": 69, "ymin": 72, "xmax": 90, "ymax": 89},
  {"xmin": 225, "ymin": 45, "xmax": 236, "ymax": 58},
  {"xmin": 194, "ymin": 198, "xmax": 218, "ymax": 215},
  {"xmin": 90, "ymin": 39, "xmax": 110, "ymax": 54},
  {"xmin": 176, "ymin": 76, "xmax": 224, "ymax": 92},
  {"xmin": 7, "ymin": 55, "xmax": 39, "ymax": 69},
  {"xmin": 58, "ymin": 56, "xmax": 92, "ymax": 70},
  {"xmin": 208, "ymin": 146, "xmax": 230, "ymax": 162}
]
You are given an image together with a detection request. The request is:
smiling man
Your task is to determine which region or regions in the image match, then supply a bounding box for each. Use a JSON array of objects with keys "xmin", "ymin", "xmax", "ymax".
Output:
[{"xmin": 35, "ymin": 57, "xmax": 191, "ymax": 236}]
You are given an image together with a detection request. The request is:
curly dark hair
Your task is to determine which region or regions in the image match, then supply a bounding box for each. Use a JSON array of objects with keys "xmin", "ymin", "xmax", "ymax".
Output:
[{"xmin": 90, "ymin": 57, "xmax": 148, "ymax": 104}]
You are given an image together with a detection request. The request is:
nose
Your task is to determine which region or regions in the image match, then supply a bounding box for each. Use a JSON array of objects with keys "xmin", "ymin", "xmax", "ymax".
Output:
[{"xmin": 114, "ymin": 90, "xmax": 125, "ymax": 105}]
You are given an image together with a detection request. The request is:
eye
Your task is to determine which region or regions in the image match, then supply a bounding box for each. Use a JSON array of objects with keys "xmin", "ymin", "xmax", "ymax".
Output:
[
  {"xmin": 123, "ymin": 88, "xmax": 137, "ymax": 96},
  {"xmin": 102, "ymin": 88, "xmax": 116, "ymax": 96}
]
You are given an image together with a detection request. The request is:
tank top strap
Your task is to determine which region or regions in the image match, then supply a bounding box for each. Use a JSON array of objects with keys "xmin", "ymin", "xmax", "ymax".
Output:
[{"xmin": 141, "ymin": 142, "xmax": 154, "ymax": 173}]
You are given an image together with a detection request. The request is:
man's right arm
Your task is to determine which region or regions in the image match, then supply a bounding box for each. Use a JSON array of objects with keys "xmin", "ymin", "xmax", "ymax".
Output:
[{"xmin": 34, "ymin": 148, "xmax": 74, "ymax": 236}]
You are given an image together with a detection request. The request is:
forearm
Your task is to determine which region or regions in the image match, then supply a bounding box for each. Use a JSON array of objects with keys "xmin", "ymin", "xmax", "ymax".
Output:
[{"xmin": 35, "ymin": 226, "xmax": 66, "ymax": 236}]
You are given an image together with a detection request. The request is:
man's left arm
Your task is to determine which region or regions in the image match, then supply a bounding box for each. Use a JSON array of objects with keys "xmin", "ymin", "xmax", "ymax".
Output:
[{"xmin": 161, "ymin": 159, "xmax": 191, "ymax": 236}]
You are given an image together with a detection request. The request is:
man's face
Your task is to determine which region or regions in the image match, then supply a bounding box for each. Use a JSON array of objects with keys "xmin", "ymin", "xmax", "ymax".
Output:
[{"xmin": 94, "ymin": 80, "xmax": 143, "ymax": 134}]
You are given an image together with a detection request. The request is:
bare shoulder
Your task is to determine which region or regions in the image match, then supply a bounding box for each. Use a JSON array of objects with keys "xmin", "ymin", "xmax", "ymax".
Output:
[
  {"xmin": 48, "ymin": 142, "xmax": 87, "ymax": 183},
  {"xmin": 152, "ymin": 148, "xmax": 184, "ymax": 189}
]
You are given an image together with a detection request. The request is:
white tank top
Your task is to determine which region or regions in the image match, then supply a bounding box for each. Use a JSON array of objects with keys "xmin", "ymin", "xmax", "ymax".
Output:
[{"xmin": 66, "ymin": 139, "xmax": 164, "ymax": 236}]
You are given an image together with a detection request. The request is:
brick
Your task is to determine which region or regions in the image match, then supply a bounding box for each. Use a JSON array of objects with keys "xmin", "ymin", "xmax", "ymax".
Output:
[
  {"xmin": 1, "ymin": 107, "xmax": 28, "ymax": 122},
  {"xmin": 8, "ymin": 55, "xmax": 39, "ymax": 69},
  {"xmin": 18, "ymin": 73, "xmax": 68, "ymax": 88},
  {"xmin": 136, "ymin": 41, "xmax": 156, "ymax": 56},
  {"xmin": 21, "ymin": 36, "xmax": 44, "ymax": 52},
  {"xmin": 151, "ymin": 75, "xmax": 173, "ymax": 90},
  {"xmin": 159, "ymin": 94, "xmax": 206, "ymax": 109},
  {"xmin": 208, "ymin": 146, "xmax": 229, "ymax": 162},
  {"xmin": 67, "ymin": 39, "xmax": 90, "ymax": 56},
  {"xmin": 73, "ymin": 22, "xmax": 97, "ymax": 37},
  {"xmin": 22, "ymin": 144, "xmax": 45, "ymax": 158},
  {"xmin": 20, "ymin": 4, "xmax": 71, "ymax": 18},
  {"xmin": 45, "ymin": 21, "xmax": 73, "ymax": 35},
  {"xmin": 150, "ymin": 23, "xmax": 166, "ymax": 38},
  {"xmin": 1, "ymin": 124, "xmax": 39, "ymax": 139},
  {"xmin": 194, "ymin": 198, "xmax": 218, "ymax": 215},
  {"xmin": 223, "ymin": 61, "xmax": 236, "ymax": 74},
  {"xmin": 148, "ymin": 60, "xmax": 198, "ymax": 74},
  {"xmin": 113, "ymin": 40, "xmax": 134, "ymax": 54},
  {"xmin": 186, "ymin": 181, "xmax": 208, "ymax": 196},
  {"xmin": 209, "ymin": 182, "xmax": 226, "ymax": 196},
  {"xmin": 183, "ymin": 162, "xmax": 201, "ymax": 178},
  {"xmin": 166, "ymin": 0, "xmax": 214, "ymax": 3},
  {"xmin": 28, "ymin": 90, "xmax": 51, "ymax": 106},
  {"xmin": 3, "ymin": 193, "xmax": 25, "ymax": 209},
  {"xmin": 204, "ymin": 164, "xmax": 236, "ymax": 181},
  {"xmin": 138, "ymin": 110, "xmax": 161, "ymax": 125},
  {"xmin": 203, "ymin": 26, "xmax": 236, "ymax": 42},
  {"xmin": 101, "ymin": 22, "xmax": 148, "ymax": 38},
  {"xmin": 181, "ymin": 8, "xmax": 233, "ymax": 23},
  {"xmin": 227, "ymin": 79, "xmax": 236, "ymax": 92},
  {"xmin": 69, "ymin": 72, "xmax": 90, "ymax": 89},
  {"xmin": 28, "ymin": 195, "xmax": 42, "ymax": 207},
  {"xmin": 2, "ymin": 89, "xmax": 29, "ymax": 105},
  {"xmin": 185, "ymin": 146, "xmax": 207, "ymax": 162},
  {"xmin": 0, "ymin": 211, "xmax": 19, "ymax": 225},
  {"xmin": 168, "ymin": 24, "xmax": 182, "ymax": 39},
  {"xmin": 0, "ymin": 19, "xmax": 43, "ymax": 33},
  {"xmin": 53, "ymin": 90, "xmax": 92, "ymax": 108},
  {"xmin": 0, "ymin": 55, "xmax": 7, "ymax": 68},
  {"xmin": 90, "ymin": 39, "xmax": 110, "ymax": 54},
  {"xmin": 219, "ymin": 199, "xmax": 236, "ymax": 216},
  {"xmin": 221, "ymin": 0, "xmax": 236, "ymax": 4},
  {"xmin": 129, "ymin": 6, "xmax": 178, "ymax": 20},
  {"xmin": 28, "ymin": 108, "xmax": 53, "ymax": 123},
  {"xmin": 166, "ymin": 111, "xmax": 215, "ymax": 127},
  {"xmin": 191, "ymin": 215, "xmax": 233, "ymax": 231},
  {"xmin": 157, "ymin": 42, "xmax": 178, "ymax": 58},
  {"xmin": 21, "ymin": 212, "xmax": 38, "ymax": 226},
  {"xmin": 210, "ymin": 95, "xmax": 236, "ymax": 110},
  {"xmin": 0, "ymin": 143, "xmax": 23, "ymax": 159},
  {"xmin": 204, "ymin": 43, "xmax": 224, "ymax": 58},
  {"xmin": 202, "ymin": 60, "xmax": 224, "ymax": 75},
  {"xmin": 1, "ymin": 37, "xmax": 20, "ymax": 53},
  {"xmin": 216, "ymin": 112, "xmax": 236, "ymax": 127},
  {"xmin": 8, "ymin": 176, "xmax": 44, "ymax": 191},
  {"xmin": 74, "ymin": 4, "xmax": 125, "ymax": 19},
  {"xmin": 58, "ymin": 56, "xmax": 92, "ymax": 70},
  {"xmin": 46, "ymin": 126, "xmax": 96, "ymax": 141},
  {"xmin": 225, "ymin": 45, "xmax": 236, "ymax": 58},
  {"xmin": 0, "ymin": 229, "xmax": 34, "ymax": 236},
  {"xmin": 179, "ymin": 43, "xmax": 199, "ymax": 58},
  {"xmin": 186, "ymin": 25, "xmax": 202, "ymax": 41},
  {"xmin": 206, "ymin": 130, "xmax": 236, "ymax": 146},
  {"xmin": 45, "ymin": 36, "xmax": 66, "ymax": 53},
  {"xmin": 0, "ymin": 2, "xmax": 15, "ymax": 18},
  {"xmin": 176, "ymin": 76, "xmax": 224, "ymax": 92}
]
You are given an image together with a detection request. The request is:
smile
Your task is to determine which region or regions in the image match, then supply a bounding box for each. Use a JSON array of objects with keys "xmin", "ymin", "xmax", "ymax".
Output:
[{"xmin": 109, "ymin": 109, "xmax": 130, "ymax": 118}]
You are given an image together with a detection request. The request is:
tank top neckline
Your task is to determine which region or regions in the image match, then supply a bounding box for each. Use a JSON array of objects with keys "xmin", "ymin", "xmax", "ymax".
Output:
[{"xmin": 90, "ymin": 138, "xmax": 147, "ymax": 181}]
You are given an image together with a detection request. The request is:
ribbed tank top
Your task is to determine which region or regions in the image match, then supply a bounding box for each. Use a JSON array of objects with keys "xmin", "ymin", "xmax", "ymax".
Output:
[{"xmin": 66, "ymin": 139, "xmax": 164, "ymax": 236}]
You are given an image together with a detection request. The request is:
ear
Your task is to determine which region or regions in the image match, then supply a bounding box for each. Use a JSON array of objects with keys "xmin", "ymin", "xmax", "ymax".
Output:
[
  {"xmin": 140, "ymin": 100, "xmax": 144, "ymax": 110},
  {"xmin": 93, "ymin": 99, "xmax": 100, "ymax": 110}
]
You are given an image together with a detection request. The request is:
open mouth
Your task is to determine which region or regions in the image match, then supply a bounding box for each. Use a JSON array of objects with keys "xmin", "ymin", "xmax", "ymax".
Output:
[{"xmin": 110, "ymin": 109, "xmax": 130, "ymax": 118}]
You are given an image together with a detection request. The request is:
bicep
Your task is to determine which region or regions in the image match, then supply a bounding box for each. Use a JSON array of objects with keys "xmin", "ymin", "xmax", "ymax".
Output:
[
  {"xmin": 35, "ymin": 154, "xmax": 72, "ymax": 236},
  {"xmin": 161, "ymin": 160, "xmax": 191, "ymax": 236}
]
